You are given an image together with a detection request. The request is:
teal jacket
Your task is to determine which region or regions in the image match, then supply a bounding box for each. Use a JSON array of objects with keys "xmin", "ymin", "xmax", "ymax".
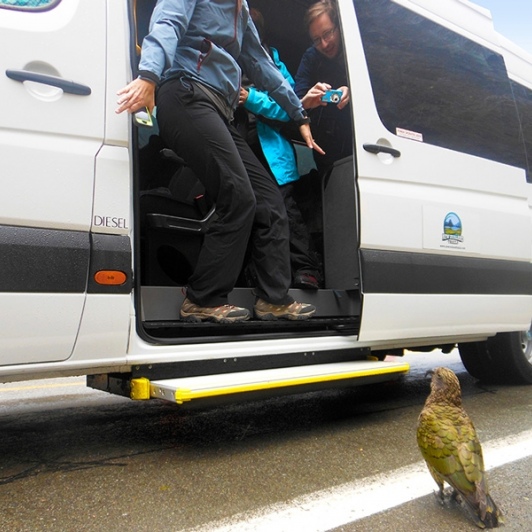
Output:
[{"xmin": 243, "ymin": 48, "xmax": 299, "ymax": 186}]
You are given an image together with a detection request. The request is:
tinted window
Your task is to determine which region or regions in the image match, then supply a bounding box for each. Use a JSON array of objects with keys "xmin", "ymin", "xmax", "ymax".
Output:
[
  {"xmin": 512, "ymin": 80, "xmax": 532, "ymax": 182},
  {"xmin": 354, "ymin": 0, "xmax": 527, "ymax": 176},
  {"xmin": 0, "ymin": 0, "xmax": 60, "ymax": 10}
]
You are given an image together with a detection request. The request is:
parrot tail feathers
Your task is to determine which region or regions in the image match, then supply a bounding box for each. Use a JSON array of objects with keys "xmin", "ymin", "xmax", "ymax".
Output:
[
  {"xmin": 479, "ymin": 493, "xmax": 504, "ymax": 529},
  {"xmin": 453, "ymin": 489, "xmax": 503, "ymax": 529}
]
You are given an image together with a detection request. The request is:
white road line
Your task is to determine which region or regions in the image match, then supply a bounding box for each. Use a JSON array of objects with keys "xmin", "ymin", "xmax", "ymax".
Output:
[
  {"xmin": 0, "ymin": 380, "xmax": 84, "ymax": 393},
  {"xmin": 190, "ymin": 429, "xmax": 532, "ymax": 532}
]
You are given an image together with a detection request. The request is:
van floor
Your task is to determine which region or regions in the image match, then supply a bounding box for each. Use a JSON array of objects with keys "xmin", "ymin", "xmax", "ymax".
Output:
[
  {"xmin": 140, "ymin": 286, "xmax": 361, "ymax": 340},
  {"xmin": 143, "ymin": 317, "xmax": 359, "ymax": 340}
]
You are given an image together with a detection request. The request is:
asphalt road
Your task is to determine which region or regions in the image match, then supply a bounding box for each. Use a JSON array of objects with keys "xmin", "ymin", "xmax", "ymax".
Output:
[{"xmin": 0, "ymin": 350, "xmax": 531, "ymax": 531}]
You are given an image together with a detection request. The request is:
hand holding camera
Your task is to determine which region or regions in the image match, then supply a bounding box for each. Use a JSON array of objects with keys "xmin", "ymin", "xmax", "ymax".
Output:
[{"xmin": 301, "ymin": 82, "xmax": 350, "ymax": 110}]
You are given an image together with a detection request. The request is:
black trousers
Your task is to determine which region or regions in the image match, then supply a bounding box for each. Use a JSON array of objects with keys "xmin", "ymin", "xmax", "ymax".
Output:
[
  {"xmin": 156, "ymin": 78, "xmax": 292, "ymax": 307},
  {"xmin": 280, "ymin": 182, "xmax": 321, "ymax": 276},
  {"xmin": 248, "ymin": 135, "xmax": 321, "ymax": 279}
]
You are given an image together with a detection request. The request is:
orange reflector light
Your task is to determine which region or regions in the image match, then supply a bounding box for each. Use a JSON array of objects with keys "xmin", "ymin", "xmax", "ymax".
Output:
[{"xmin": 94, "ymin": 270, "xmax": 127, "ymax": 286}]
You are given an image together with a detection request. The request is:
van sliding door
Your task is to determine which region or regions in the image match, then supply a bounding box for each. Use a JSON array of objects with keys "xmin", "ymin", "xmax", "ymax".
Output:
[
  {"xmin": 344, "ymin": 0, "xmax": 532, "ymax": 342},
  {"xmin": 0, "ymin": 0, "xmax": 106, "ymax": 365}
]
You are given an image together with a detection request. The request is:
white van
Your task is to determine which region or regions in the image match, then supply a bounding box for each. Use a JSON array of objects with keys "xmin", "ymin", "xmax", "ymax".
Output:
[{"xmin": 1, "ymin": 0, "xmax": 531, "ymax": 405}]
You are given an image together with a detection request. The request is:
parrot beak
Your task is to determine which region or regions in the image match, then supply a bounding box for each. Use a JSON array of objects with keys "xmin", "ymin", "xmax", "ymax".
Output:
[{"xmin": 425, "ymin": 369, "xmax": 434, "ymax": 380}]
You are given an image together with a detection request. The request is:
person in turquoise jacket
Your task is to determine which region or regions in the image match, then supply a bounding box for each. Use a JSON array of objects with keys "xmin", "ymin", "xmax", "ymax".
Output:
[
  {"xmin": 243, "ymin": 52, "xmax": 299, "ymax": 186},
  {"xmin": 239, "ymin": 8, "xmax": 322, "ymax": 289}
]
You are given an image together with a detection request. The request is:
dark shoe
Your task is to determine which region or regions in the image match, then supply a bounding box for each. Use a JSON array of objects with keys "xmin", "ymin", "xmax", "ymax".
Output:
[
  {"xmin": 254, "ymin": 299, "xmax": 316, "ymax": 321},
  {"xmin": 180, "ymin": 298, "xmax": 250, "ymax": 323},
  {"xmin": 293, "ymin": 271, "xmax": 320, "ymax": 290}
]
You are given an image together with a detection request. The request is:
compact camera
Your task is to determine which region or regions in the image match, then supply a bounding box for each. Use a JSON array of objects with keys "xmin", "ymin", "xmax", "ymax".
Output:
[{"xmin": 321, "ymin": 89, "xmax": 342, "ymax": 104}]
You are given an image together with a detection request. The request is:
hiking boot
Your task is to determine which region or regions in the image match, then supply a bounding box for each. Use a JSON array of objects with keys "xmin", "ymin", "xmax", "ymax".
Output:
[
  {"xmin": 180, "ymin": 298, "xmax": 250, "ymax": 323},
  {"xmin": 254, "ymin": 298, "xmax": 316, "ymax": 321},
  {"xmin": 293, "ymin": 271, "xmax": 320, "ymax": 290}
]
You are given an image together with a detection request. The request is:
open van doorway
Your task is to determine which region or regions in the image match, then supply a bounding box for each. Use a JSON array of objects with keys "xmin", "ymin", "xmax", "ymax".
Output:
[{"xmin": 132, "ymin": 0, "xmax": 361, "ymax": 344}]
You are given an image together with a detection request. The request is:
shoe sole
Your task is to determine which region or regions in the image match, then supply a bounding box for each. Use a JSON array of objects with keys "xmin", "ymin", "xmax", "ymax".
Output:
[
  {"xmin": 180, "ymin": 312, "xmax": 250, "ymax": 324},
  {"xmin": 254, "ymin": 309, "xmax": 316, "ymax": 321}
]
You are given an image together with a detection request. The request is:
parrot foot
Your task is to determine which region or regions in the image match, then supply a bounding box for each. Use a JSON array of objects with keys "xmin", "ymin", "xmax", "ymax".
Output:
[{"xmin": 433, "ymin": 487, "xmax": 454, "ymax": 506}]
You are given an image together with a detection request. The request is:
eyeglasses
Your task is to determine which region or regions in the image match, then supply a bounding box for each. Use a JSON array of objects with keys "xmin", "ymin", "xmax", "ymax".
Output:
[{"xmin": 312, "ymin": 26, "xmax": 337, "ymax": 47}]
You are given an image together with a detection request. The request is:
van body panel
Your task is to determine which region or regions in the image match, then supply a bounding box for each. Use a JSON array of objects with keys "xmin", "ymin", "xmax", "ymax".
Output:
[
  {"xmin": 357, "ymin": 164, "xmax": 529, "ymax": 260},
  {"xmin": 126, "ymin": 330, "xmax": 362, "ymax": 367},
  {"xmin": 0, "ymin": 225, "xmax": 89, "ymax": 293},
  {"xmin": 0, "ymin": 0, "xmax": 107, "ymax": 365},
  {"xmin": 0, "ymin": 133, "xmax": 99, "ymax": 231},
  {"xmin": 0, "ymin": 0, "xmax": 105, "ymax": 231},
  {"xmin": 0, "ymin": 293, "xmax": 85, "ymax": 365},
  {"xmin": 92, "ymin": 146, "xmax": 132, "ymax": 236},
  {"xmin": 71, "ymin": 294, "xmax": 131, "ymax": 361},
  {"xmin": 0, "ymin": 0, "xmax": 106, "ymax": 142},
  {"xmin": 342, "ymin": 0, "xmax": 532, "ymax": 340},
  {"xmin": 104, "ymin": 0, "xmax": 130, "ymax": 147},
  {"xmin": 359, "ymin": 293, "xmax": 532, "ymax": 343},
  {"xmin": 0, "ymin": 223, "xmax": 89, "ymax": 364},
  {"xmin": 360, "ymin": 250, "xmax": 532, "ymax": 295}
]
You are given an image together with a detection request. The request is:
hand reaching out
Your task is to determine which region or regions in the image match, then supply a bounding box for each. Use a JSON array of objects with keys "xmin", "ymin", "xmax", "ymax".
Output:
[
  {"xmin": 116, "ymin": 78, "xmax": 156, "ymax": 115},
  {"xmin": 299, "ymin": 123, "xmax": 325, "ymax": 155}
]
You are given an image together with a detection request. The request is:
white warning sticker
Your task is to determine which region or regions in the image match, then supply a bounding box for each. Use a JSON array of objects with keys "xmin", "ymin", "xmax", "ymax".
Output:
[{"xmin": 396, "ymin": 127, "xmax": 423, "ymax": 142}]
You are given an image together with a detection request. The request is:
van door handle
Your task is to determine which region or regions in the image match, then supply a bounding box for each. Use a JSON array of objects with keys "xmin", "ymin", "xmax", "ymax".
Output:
[
  {"xmin": 363, "ymin": 143, "xmax": 401, "ymax": 158},
  {"xmin": 6, "ymin": 69, "xmax": 91, "ymax": 96}
]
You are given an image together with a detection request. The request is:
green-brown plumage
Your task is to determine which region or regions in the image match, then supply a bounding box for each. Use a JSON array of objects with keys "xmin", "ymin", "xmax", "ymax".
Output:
[{"xmin": 417, "ymin": 367, "xmax": 503, "ymax": 528}]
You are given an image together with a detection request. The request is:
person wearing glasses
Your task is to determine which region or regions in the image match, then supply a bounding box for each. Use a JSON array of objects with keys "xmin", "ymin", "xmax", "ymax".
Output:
[{"xmin": 295, "ymin": 0, "xmax": 353, "ymax": 173}]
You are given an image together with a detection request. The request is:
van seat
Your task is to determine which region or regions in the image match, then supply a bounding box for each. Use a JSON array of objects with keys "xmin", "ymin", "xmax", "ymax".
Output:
[{"xmin": 139, "ymin": 137, "xmax": 216, "ymax": 286}]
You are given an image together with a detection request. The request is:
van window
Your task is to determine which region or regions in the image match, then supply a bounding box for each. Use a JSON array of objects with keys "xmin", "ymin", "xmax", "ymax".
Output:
[
  {"xmin": 511, "ymin": 80, "xmax": 532, "ymax": 182},
  {"xmin": 353, "ymin": 0, "xmax": 528, "ymax": 177},
  {"xmin": 0, "ymin": 0, "xmax": 60, "ymax": 11}
]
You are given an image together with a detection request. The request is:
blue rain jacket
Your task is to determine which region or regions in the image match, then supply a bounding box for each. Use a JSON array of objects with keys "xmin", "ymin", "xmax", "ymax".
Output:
[{"xmin": 139, "ymin": 0, "xmax": 307, "ymax": 123}]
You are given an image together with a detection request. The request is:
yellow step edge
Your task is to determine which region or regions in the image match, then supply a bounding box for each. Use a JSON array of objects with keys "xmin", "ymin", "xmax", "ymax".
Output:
[
  {"xmin": 130, "ymin": 377, "xmax": 151, "ymax": 400},
  {"xmin": 170, "ymin": 363, "xmax": 410, "ymax": 405}
]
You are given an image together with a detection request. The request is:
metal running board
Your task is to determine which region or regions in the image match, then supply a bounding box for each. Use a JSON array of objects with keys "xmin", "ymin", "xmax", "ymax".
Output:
[{"xmin": 136, "ymin": 360, "xmax": 409, "ymax": 405}]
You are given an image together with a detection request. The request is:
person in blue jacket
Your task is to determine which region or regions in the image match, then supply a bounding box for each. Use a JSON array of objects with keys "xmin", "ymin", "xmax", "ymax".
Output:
[
  {"xmin": 116, "ymin": 0, "xmax": 323, "ymax": 323},
  {"xmin": 239, "ymin": 8, "xmax": 322, "ymax": 290},
  {"xmin": 295, "ymin": 0, "xmax": 352, "ymax": 174}
]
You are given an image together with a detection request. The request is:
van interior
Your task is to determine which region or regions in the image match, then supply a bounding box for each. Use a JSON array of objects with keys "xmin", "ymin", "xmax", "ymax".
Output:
[{"xmin": 133, "ymin": 0, "xmax": 362, "ymax": 344}]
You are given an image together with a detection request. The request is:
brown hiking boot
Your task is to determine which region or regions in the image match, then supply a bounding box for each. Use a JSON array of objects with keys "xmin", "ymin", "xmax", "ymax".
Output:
[
  {"xmin": 254, "ymin": 299, "xmax": 316, "ymax": 321},
  {"xmin": 180, "ymin": 298, "xmax": 250, "ymax": 323}
]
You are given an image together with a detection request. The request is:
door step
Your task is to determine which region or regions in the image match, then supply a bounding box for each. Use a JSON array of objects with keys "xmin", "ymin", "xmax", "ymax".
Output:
[{"xmin": 130, "ymin": 360, "xmax": 409, "ymax": 405}]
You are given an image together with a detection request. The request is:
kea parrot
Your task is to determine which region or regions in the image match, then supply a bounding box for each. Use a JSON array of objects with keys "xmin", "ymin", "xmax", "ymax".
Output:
[{"xmin": 417, "ymin": 367, "xmax": 503, "ymax": 528}]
